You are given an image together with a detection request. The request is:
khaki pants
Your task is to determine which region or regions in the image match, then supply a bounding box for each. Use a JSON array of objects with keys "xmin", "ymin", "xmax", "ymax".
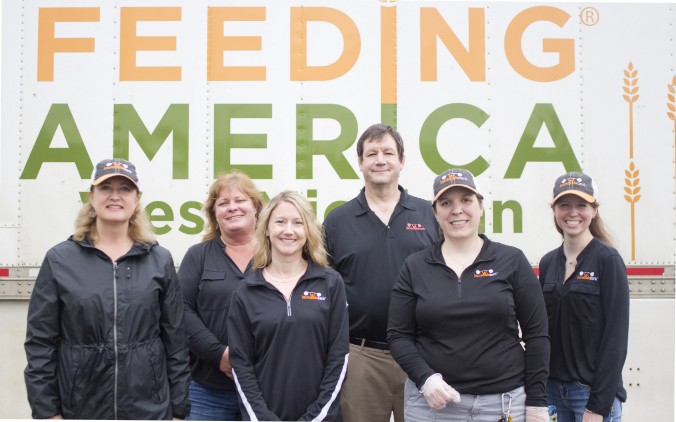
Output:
[{"xmin": 340, "ymin": 342, "xmax": 406, "ymax": 422}]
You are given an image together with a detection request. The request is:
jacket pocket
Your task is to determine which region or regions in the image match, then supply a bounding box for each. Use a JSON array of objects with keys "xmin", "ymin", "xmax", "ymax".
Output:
[
  {"xmin": 147, "ymin": 340, "xmax": 169, "ymax": 404},
  {"xmin": 197, "ymin": 270, "xmax": 229, "ymax": 311}
]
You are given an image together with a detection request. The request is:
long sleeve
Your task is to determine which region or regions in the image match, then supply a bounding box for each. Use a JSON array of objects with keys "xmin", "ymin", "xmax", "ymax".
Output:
[
  {"xmin": 178, "ymin": 247, "xmax": 226, "ymax": 367},
  {"xmin": 387, "ymin": 260, "xmax": 436, "ymax": 390},
  {"xmin": 512, "ymin": 252, "xmax": 550, "ymax": 407},
  {"xmin": 587, "ymin": 254, "xmax": 629, "ymax": 415},
  {"xmin": 299, "ymin": 277, "xmax": 349, "ymax": 421},
  {"xmin": 160, "ymin": 254, "xmax": 191, "ymax": 418},
  {"xmin": 24, "ymin": 253, "xmax": 62, "ymax": 419},
  {"xmin": 228, "ymin": 291, "xmax": 279, "ymax": 421}
]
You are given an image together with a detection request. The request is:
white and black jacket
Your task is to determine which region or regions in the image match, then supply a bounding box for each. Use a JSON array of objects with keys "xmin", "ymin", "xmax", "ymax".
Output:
[{"xmin": 228, "ymin": 260, "xmax": 349, "ymax": 421}]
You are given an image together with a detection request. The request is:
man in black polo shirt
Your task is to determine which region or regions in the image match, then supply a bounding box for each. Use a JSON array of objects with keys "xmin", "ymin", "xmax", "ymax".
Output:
[{"xmin": 323, "ymin": 123, "xmax": 438, "ymax": 422}]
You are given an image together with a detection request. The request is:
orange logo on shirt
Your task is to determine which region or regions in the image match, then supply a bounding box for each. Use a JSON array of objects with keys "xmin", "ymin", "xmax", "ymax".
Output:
[
  {"xmin": 473, "ymin": 269, "xmax": 497, "ymax": 278},
  {"xmin": 576, "ymin": 271, "xmax": 598, "ymax": 281},
  {"xmin": 301, "ymin": 291, "xmax": 326, "ymax": 301}
]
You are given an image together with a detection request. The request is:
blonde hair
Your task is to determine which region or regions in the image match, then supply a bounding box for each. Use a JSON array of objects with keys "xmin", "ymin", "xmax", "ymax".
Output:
[
  {"xmin": 202, "ymin": 171, "xmax": 265, "ymax": 241},
  {"xmin": 253, "ymin": 191, "xmax": 328, "ymax": 269},
  {"xmin": 73, "ymin": 191, "xmax": 156, "ymax": 244}
]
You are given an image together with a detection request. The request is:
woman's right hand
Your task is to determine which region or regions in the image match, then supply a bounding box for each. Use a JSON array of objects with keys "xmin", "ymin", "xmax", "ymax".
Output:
[
  {"xmin": 48, "ymin": 415, "xmax": 63, "ymax": 419},
  {"xmin": 421, "ymin": 373, "xmax": 461, "ymax": 409},
  {"xmin": 219, "ymin": 346, "xmax": 233, "ymax": 378}
]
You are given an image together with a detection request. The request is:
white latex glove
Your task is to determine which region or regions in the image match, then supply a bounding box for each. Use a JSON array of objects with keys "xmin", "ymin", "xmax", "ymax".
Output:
[
  {"xmin": 420, "ymin": 373, "xmax": 461, "ymax": 410},
  {"xmin": 525, "ymin": 406, "xmax": 550, "ymax": 422}
]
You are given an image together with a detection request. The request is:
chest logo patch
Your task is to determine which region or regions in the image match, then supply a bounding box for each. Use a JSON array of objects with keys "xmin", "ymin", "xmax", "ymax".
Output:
[
  {"xmin": 577, "ymin": 271, "xmax": 598, "ymax": 281},
  {"xmin": 474, "ymin": 269, "xmax": 497, "ymax": 278},
  {"xmin": 406, "ymin": 223, "xmax": 426, "ymax": 231},
  {"xmin": 302, "ymin": 291, "xmax": 327, "ymax": 301}
]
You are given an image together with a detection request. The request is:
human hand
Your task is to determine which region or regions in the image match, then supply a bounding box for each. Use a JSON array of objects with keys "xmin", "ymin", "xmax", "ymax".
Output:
[
  {"xmin": 47, "ymin": 416, "xmax": 63, "ymax": 420},
  {"xmin": 219, "ymin": 346, "xmax": 233, "ymax": 378},
  {"xmin": 420, "ymin": 373, "xmax": 461, "ymax": 410},
  {"xmin": 582, "ymin": 409, "xmax": 603, "ymax": 422},
  {"xmin": 525, "ymin": 406, "xmax": 549, "ymax": 422}
]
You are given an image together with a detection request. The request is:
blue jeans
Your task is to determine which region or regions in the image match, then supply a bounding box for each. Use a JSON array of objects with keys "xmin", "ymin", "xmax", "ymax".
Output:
[
  {"xmin": 546, "ymin": 379, "xmax": 622, "ymax": 422},
  {"xmin": 186, "ymin": 379, "xmax": 242, "ymax": 421}
]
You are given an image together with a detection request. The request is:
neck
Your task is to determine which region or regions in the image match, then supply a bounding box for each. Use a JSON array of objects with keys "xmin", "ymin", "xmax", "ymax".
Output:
[
  {"xmin": 221, "ymin": 232, "xmax": 255, "ymax": 247},
  {"xmin": 563, "ymin": 231, "xmax": 594, "ymax": 258},
  {"xmin": 442, "ymin": 234, "xmax": 483, "ymax": 256},
  {"xmin": 265, "ymin": 257, "xmax": 308, "ymax": 278},
  {"xmin": 94, "ymin": 222, "xmax": 131, "ymax": 244},
  {"xmin": 364, "ymin": 183, "xmax": 400, "ymax": 204}
]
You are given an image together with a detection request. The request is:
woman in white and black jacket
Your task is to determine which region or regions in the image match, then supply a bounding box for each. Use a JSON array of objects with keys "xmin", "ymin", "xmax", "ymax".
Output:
[
  {"xmin": 387, "ymin": 169, "xmax": 550, "ymax": 422},
  {"xmin": 227, "ymin": 191, "xmax": 349, "ymax": 421}
]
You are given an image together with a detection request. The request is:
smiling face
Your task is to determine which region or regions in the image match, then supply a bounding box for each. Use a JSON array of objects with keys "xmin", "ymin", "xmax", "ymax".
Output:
[
  {"xmin": 358, "ymin": 134, "xmax": 405, "ymax": 188},
  {"xmin": 213, "ymin": 187, "xmax": 257, "ymax": 237},
  {"xmin": 89, "ymin": 176, "xmax": 140, "ymax": 225},
  {"xmin": 553, "ymin": 194, "xmax": 597, "ymax": 239},
  {"xmin": 433, "ymin": 187, "xmax": 483, "ymax": 241},
  {"xmin": 266, "ymin": 200, "xmax": 307, "ymax": 260}
]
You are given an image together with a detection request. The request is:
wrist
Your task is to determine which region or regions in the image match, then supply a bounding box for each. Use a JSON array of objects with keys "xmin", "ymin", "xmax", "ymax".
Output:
[{"xmin": 584, "ymin": 408, "xmax": 596, "ymax": 414}]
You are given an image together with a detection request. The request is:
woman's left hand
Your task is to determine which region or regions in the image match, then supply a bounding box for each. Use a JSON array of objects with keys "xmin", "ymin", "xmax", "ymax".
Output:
[
  {"xmin": 525, "ymin": 406, "xmax": 549, "ymax": 422},
  {"xmin": 582, "ymin": 409, "xmax": 603, "ymax": 422},
  {"xmin": 220, "ymin": 346, "xmax": 233, "ymax": 378}
]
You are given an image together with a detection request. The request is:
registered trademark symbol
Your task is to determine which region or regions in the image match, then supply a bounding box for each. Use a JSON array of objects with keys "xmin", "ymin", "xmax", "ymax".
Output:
[{"xmin": 580, "ymin": 7, "xmax": 599, "ymax": 26}]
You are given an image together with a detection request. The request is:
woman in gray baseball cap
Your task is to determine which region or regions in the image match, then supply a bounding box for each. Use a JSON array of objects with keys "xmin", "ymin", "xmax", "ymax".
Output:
[
  {"xmin": 539, "ymin": 172, "xmax": 629, "ymax": 422},
  {"xmin": 24, "ymin": 158, "xmax": 191, "ymax": 419},
  {"xmin": 387, "ymin": 168, "xmax": 551, "ymax": 422}
]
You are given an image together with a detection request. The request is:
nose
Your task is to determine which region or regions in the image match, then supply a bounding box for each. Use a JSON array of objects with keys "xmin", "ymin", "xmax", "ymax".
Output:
[
  {"xmin": 450, "ymin": 203, "xmax": 464, "ymax": 214},
  {"xmin": 375, "ymin": 151, "xmax": 386, "ymax": 164}
]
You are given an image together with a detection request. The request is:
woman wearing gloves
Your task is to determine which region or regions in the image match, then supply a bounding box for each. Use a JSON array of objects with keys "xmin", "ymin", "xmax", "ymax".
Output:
[
  {"xmin": 227, "ymin": 191, "xmax": 349, "ymax": 421},
  {"xmin": 539, "ymin": 172, "xmax": 628, "ymax": 421},
  {"xmin": 387, "ymin": 169, "xmax": 550, "ymax": 422}
]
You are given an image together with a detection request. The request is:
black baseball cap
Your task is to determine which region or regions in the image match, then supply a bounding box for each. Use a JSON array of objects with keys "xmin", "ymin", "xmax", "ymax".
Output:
[
  {"xmin": 551, "ymin": 172, "xmax": 596, "ymax": 204},
  {"xmin": 433, "ymin": 168, "xmax": 482, "ymax": 203},
  {"xmin": 91, "ymin": 158, "xmax": 139, "ymax": 189}
]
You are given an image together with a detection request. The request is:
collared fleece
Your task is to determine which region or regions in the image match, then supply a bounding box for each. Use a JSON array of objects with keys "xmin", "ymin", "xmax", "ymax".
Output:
[
  {"xmin": 228, "ymin": 261, "xmax": 349, "ymax": 421},
  {"xmin": 388, "ymin": 234, "xmax": 550, "ymax": 407}
]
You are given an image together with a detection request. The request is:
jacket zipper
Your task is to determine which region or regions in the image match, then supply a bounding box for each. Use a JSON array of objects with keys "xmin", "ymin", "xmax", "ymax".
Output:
[
  {"xmin": 286, "ymin": 297, "xmax": 292, "ymax": 317},
  {"xmin": 112, "ymin": 261, "xmax": 119, "ymax": 420},
  {"xmin": 457, "ymin": 275, "xmax": 462, "ymax": 299}
]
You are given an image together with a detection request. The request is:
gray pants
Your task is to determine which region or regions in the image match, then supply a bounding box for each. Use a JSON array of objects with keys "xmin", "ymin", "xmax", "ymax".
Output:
[{"xmin": 403, "ymin": 378, "xmax": 526, "ymax": 422}]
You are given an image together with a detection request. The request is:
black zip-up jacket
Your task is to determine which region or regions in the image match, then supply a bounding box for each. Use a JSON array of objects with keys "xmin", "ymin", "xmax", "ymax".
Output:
[
  {"xmin": 227, "ymin": 261, "xmax": 349, "ymax": 421},
  {"xmin": 539, "ymin": 238, "xmax": 629, "ymax": 416},
  {"xmin": 24, "ymin": 236, "xmax": 191, "ymax": 419},
  {"xmin": 179, "ymin": 237, "xmax": 250, "ymax": 391},
  {"xmin": 388, "ymin": 235, "xmax": 550, "ymax": 406}
]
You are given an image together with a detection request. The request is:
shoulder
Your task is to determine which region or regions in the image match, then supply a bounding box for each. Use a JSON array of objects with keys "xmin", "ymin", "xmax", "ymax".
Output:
[
  {"xmin": 147, "ymin": 243, "xmax": 175, "ymax": 262},
  {"xmin": 590, "ymin": 238, "xmax": 623, "ymax": 260},
  {"xmin": 324, "ymin": 196, "xmax": 360, "ymax": 222},
  {"xmin": 484, "ymin": 237, "xmax": 526, "ymax": 260}
]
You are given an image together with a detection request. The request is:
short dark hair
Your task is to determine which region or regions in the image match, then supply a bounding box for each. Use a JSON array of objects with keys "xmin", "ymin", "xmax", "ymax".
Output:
[{"xmin": 356, "ymin": 124, "xmax": 404, "ymax": 161}]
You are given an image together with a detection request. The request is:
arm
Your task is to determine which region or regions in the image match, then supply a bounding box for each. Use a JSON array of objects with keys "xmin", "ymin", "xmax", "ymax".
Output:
[
  {"xmin": 386, "ymin": 261, "xmax": 436, "ymax": 390},
  {"xmin": 178, "ymin": 247, "xmax": 227, "ymax": 369},
  {"xmin": 160, "ymin": 254, "xmax": 191, "ymax": 419},
  {"xmin": 586, "ymin": 254, "xmax": 629, "ymax": 415},
  {"xmin": 299, "ymin": 275, "xmax": 350, "ymax": 421},
  {"xmin": 227, "ymin": 291, "xmax": 280, "ymax": 421},
  {"xmin": 513, "ymin": 252, "xmax": 550, "ymax": 407},
  {"xmin": 24, "ymin": 254, "xmax": 63, "ymax": 419}
]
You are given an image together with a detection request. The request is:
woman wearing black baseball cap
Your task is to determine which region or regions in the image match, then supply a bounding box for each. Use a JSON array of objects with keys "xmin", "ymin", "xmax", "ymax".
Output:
[
  {"xmin": 24, "ymin": 158, "xmax": 191, "ymax": 419},
  {"xmin": 387, "ymin": 168, "xmax": 550, "ymax": 422},
  {"xmin": 539, "ymin": 172, "xmax": 629, "ymax": 422}
]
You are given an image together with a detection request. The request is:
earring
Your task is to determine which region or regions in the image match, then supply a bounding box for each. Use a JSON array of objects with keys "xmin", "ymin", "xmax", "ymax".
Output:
[{"xmin": 89, "ymin": 211, "xmax": 96, "ymax": 218}]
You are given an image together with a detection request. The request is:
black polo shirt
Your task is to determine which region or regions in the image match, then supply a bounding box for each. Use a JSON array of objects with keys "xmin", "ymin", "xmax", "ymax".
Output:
[{"xmin": 324, "ymin": 186, "xmax": 439, "ymax": 343}]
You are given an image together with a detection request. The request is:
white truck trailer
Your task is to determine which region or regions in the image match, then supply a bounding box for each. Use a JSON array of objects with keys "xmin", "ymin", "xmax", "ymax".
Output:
[{"xmin": 1, "ymin": 1, "xmax": 674, "ymax": 419}]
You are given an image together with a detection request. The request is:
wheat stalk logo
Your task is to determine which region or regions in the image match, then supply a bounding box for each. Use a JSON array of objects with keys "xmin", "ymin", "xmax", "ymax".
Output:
[
  {"xmin": 624, "ymin": 162, "xmax": 640, "ymax": 260},
  {"xmin": 623, "ymin": 62, "xmax": 639, "ymax": 158},
  {"xmin": 667, "ymin": 75, "xmax": 676, "ymax": 166},
  {"xmin": 622, "ymin": 63, "xmax": 641, "ymax": 261}
]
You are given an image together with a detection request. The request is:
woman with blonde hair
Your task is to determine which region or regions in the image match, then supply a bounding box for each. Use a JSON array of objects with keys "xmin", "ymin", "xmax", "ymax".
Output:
[
  {"xmin": 179, "ymin": 170, "xmax": 265, "ymax": 421},
  {"xmin": 24, "ymin": 158, "xmax": 190, "ymax": 419},
  {"xmin": 228, "ymin": 191, "xmax": 349, "ymax": 421}
]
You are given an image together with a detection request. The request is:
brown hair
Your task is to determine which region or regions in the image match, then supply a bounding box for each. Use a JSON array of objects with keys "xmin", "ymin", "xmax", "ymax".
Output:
[
  {"xmin": 202, "ymin": 171, "xmax": 265, "ymax": 241},
  {"xmin": 253, "ymin": 191, "xmax": 328, "ymax": 269},
  {"xmin": 356, "ymin": 123, "xmax": 404, "ymax": 161}
]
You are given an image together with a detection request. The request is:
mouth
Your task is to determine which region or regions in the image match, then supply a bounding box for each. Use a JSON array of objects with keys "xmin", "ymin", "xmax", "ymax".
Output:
[
  {"xmin": 450, "ymin": 219, "xmax": 469, "ymax": 227},
  {"xmin": 563, "ymin": 220, "xmax": 582, "ymax": 227},
  {"xmin": 226, "ymin": 215, "xmax": 244, "ymax": 221}
]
